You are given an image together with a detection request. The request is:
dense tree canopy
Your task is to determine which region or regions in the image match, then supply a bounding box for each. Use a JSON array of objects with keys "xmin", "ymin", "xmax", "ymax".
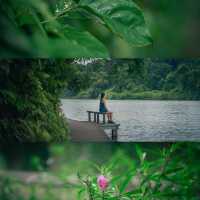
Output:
[
  {"xmin": 65, "ymin": 59, "xmax": 200, "ymax": 100},
  {"xmin": 0, "ymin": 59, "xmax": 74, "ymax": 142},
  {"xmin": 1, "ymin": 59, "xmax": 199, "ymax": 142}
]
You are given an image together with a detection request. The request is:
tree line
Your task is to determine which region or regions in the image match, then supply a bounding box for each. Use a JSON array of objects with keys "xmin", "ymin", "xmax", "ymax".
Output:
[
  {"xmin": 65, "ymin": 59, "xmax": 200, "ymax": 100},
  {"xmin": 1, "ymin": 59, "xmax": 199, "ymax": 142}
]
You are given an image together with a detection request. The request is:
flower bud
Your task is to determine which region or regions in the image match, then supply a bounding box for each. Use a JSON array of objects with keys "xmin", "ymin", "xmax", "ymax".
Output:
[{"xmin": 97, "ymin": 175, "xmax": 108, "ymax": 191}]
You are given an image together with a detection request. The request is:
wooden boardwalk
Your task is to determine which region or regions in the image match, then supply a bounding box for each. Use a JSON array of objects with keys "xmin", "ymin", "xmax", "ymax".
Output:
[
  {"xmin": 68, "ymin": 119, "xmax": 110, "ymax": 142},
  {"xmin": 87, "ymin": 111, "xmax": 120, "ymax": 140}
]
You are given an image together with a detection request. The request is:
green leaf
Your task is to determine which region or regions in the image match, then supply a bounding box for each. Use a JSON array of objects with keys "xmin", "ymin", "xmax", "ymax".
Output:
[
  {"xmin": 77, "ymin": 188, "xmax": 86, "ymax": 200},
  {"xmin": 32, "ymin": 25, "xmax": 109, "ymax": 57},
  {"xmin": 135, "ymin": 144, "xmax": 143, "ymax": 161},
  {"xmin": 119, "ymin": 171, "xmax": 136, "ymax": 194},
  {"xmin": 31, "ymin": 9, "xmax": 47, "ymax": 37},
  {"xmin": 63, "ymin": 26, "xmax": 109, "ymax": 57},
  {"xmin": 79, "ymin": 0, "xmax": 152, "ymax": 46}
]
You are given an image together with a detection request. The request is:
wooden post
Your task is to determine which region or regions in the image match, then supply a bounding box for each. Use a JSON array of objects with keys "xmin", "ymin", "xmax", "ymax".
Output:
[
  {"xmin": 88, "ymin": 112, "xmax": 91, "ymax": 122},
  {"xmin": 115, "ymin": 129, "xmax": 118, "ymax": 140},
  {"xmin": 94, "ymin": 113, "xmax": 97, "ymax": 122},
  {"xmin": 97, "ymin": 113, "xmax": 100, "ymax": 124},
  {"xmin": 112, "ymin": 129, "xmax": 117, "ymax": 141},
  {"xmin": 111, "ymin": 129, "xmax": 114, "ymax": 140},
  {"xmin": 103, "ymin": 113, "xmax": 106, "ymax": 124}
]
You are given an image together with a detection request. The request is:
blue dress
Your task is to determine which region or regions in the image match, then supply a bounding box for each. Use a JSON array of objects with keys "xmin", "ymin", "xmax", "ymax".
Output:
[{"xmin": 99, "ymin": 100, "xmax": 108, "ymax": 113}]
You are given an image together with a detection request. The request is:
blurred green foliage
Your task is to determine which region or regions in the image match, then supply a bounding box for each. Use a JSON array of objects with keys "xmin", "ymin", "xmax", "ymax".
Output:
[
  {"xmin": 65, "ymin": 59, "xmax": 200, "ymax": 100},
  {"xmin": 0, "ymin": 143, "xmax": 200, "ymax": 199},
  {"xmin": 78, "ymin": 143, "xmax": 200, "ymax": 199},
  {"xmin": 0, "ymin": 0, "xmax": 152, "ymax": 58},
  {"xmin": 133, "ymin": 0, "xmax": 200, "ymax": 58},
  {"xmin": 0, "ymin": 59, "xmax": 75, "ymax": 142},
  {"xmin": 1, "ymin": 0, "xmax": 200, "ymax": 57}
]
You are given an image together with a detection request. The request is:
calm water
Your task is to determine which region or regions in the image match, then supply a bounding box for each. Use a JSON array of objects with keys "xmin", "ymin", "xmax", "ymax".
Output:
[{"xmin": 61, "ymin": 99, "xmax": 200, "ymax": 141}]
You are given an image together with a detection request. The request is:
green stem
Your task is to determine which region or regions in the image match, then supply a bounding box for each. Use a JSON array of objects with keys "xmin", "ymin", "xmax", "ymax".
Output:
[
  {"xmin": 40, "ymin": 5, "xmax": 78, "ymax": 24},
  {"xmin": 85, "ymin": 181, "xmax": 94, "ymax": 200},
  {"xmin": 102, "ymin": 191, "xmax": 105, "ymax": 200}
]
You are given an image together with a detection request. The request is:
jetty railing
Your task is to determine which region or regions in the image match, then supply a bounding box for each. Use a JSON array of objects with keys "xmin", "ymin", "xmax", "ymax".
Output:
[
  {"xmin": 87, "ymin": 111, "xmax": 107, "ymax": 123},
  {"xmin": 87, "ymin": 111, "xmax": 120, "ymax": 140}
]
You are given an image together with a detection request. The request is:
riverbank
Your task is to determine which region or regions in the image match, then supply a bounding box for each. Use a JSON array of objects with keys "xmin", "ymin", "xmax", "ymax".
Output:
[
  {"xmin": 63, "ymin": 90, "xmax": 200, "ymax": 100},
  {"xmin": 68, "ymin": 119, "xmax": 109, "ymax": 142}
]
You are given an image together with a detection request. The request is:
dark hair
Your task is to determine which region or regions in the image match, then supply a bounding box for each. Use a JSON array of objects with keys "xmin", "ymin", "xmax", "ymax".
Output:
[{"xmin": 100, "ymin": 92, "xmax": 105, "ymax": 101}]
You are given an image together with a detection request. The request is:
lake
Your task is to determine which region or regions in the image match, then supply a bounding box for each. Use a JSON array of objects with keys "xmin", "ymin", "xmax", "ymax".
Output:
[{"xmin": 61, "ymin": 99, "xmax": 200, "ymax": 142}]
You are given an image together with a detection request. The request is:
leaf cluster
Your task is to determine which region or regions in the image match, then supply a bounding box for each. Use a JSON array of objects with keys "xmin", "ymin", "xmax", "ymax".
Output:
[
  {"xmin": 0, "ymin": 59, "xmax": 73, "ymax": 142},
  {"xmin": 78, "ymin": 143, "xmax": 200, "ymax": 200},
  {"xmin": 0, "ymin": 0, "xmax": 152, "ymax": 57}
]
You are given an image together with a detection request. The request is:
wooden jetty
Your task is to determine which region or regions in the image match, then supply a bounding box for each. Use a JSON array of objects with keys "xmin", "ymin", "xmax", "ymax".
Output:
[
  {"xmin": 87, "ymin": 111, "xmax": 120, "ymax": 140},
  {"xmin": 68, "ymin": 111, "xmax": 120, "ymax": 142},
  {"xmin": 68, "ymin": 119, "xmax": 110, "ymax": 142}
]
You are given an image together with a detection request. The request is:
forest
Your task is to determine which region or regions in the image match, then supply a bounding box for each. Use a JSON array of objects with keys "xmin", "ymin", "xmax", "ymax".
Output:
[
  {"xmin": 64, "ymin": 59, "xmax": 200, "ymax": 100},
  {"xmin": 1, "ymin": 59, "xmax": 199, "ymax": 142},
  {"xmin": 0, "ymin": 59, "xmax": 73, "ymax": 142}
]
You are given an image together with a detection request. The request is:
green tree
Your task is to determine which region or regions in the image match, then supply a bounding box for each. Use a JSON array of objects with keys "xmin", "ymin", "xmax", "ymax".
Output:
[
  {"xmin": 0, "ymin": 59, "xmax": 74, "ymax": 142},
  {"xmin": 64, "ymin": 59, "xmax": 200, "ymax": 100}
]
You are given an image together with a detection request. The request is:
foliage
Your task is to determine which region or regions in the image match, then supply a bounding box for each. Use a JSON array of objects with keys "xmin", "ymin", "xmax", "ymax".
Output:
[
  {"xmin": 77, "ymin": 143, "xmax": 200, "ymax": 200},
  {"xmin": 0, "ymin": 0, "xmax": 152, "ymax": 57},
  {"xmin": 0, "ymin": 59, "xmax": 74, "ymax": 142},
  {"xmin": 0, "ymin": 143, "xmax": 200, "ymax": 199},
  {"xmin": 64, "ymin": 59, "xmax": 200, "ymax": 100}
]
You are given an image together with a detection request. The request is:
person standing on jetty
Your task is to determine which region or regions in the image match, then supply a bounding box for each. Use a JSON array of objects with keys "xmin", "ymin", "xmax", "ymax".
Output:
[{"xmin": 99, "ymin": 92, "xmax": 114, "ymax": 123}]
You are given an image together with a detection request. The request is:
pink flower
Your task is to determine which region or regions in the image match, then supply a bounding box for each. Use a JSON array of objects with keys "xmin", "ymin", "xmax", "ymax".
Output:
[{"xmin": 97, "ymin": 175, "xmax": 108, "ymax": 191}]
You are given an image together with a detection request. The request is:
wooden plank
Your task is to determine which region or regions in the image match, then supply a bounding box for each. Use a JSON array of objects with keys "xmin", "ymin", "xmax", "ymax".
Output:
[
  {"xmin": 87, "ymin": 111, "xmax": 100, "ymax": 114},
  {"xmin": 87, "ymin": 111, "xmax": 108, "ymax": 114},
  {"xmin": 68, "ymin": 119, "xmax": 110, "ymax": 141},
  {"xmin": 100, "ymin": 124, "xmax": 120, "ymax": 129},
  {"xmin": 86, "ymin": 111, "xmax": 119, "ymax": 141},
  {"xmin": 100, "ymin": 123, "xmax": 119, "ymax": 141}
]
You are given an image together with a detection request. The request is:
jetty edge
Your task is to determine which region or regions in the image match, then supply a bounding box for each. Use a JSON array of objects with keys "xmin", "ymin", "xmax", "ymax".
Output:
[
  {"xmin": 87, "ymin": 111, "xmax": 120, "ymax": 140},
  {"xmin": 67, "ymin": 111, "xmax": 120, "ymax": 142},
  {"xmin": 67, "ymin": 118, "xmax": 110, "ymax": 142}
]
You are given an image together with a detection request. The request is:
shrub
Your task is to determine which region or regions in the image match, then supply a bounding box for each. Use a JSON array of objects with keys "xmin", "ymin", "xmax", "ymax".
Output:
[{"xmin": 0, "ymin": 59, "xmax": 72, "ymax": 142}]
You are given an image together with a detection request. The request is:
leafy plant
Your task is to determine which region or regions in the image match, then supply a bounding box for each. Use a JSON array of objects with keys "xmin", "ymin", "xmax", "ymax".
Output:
[
  {"xmin": 0, "ymin": 59, "xmax": 74, "ymax": 142},
  {"xmin": 77, "ymin": 143, "xmax": 200, "ymax": 200},
  {"xmin": 0, "ymin": 143, "xmax": 200, "ymax": 199},
  {"xmin": 0, "ymin": 0, "xmax": 152, "ymax": 57}
]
